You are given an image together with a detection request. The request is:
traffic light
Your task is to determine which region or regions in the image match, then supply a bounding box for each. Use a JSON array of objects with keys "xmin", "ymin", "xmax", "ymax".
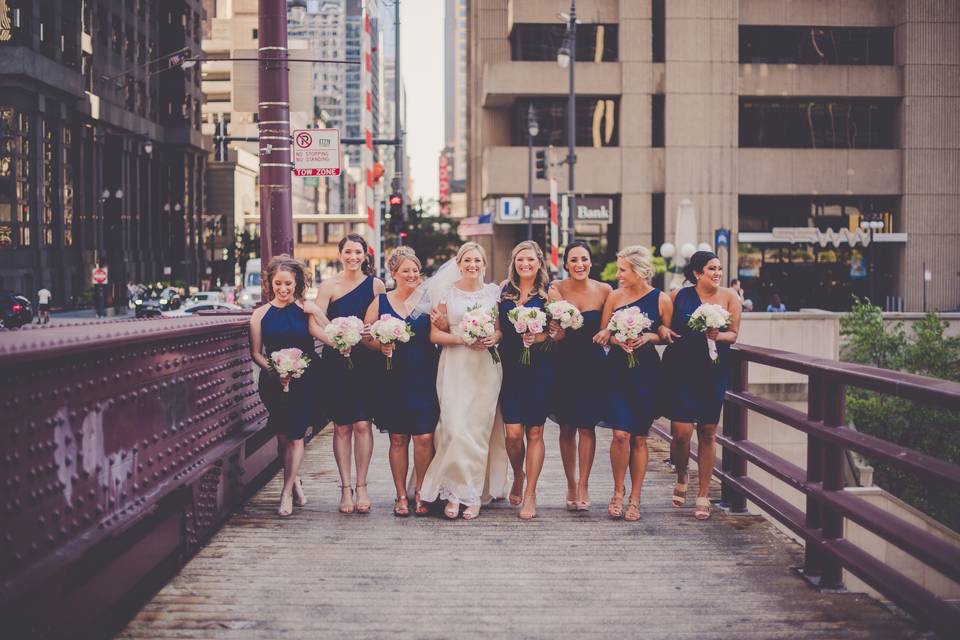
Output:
[
  {"xmin": 388, "ymin": 194, "xmax": 403, "ymax": 234},
  {"xmin": 535, "ymin": 149, "xmax": 547, "ymax": 180}
]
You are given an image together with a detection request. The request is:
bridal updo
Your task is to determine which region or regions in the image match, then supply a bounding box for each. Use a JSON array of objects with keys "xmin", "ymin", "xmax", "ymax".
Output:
[
  {"xmin": 617, "ymin": 245, "xmax": 654, "ymax": 282},
  {"xmin": 387, "ymin": 246, "xmax": 421, "ymax": 275}
]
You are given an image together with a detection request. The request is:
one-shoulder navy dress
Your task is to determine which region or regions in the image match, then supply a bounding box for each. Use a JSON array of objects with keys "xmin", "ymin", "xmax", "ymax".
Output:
[
  {"xmin": 258, "ymin": 303, "xmax": 322, "ymax": 440},
  {"xmin": 601, "ymin": 289, "xmax": 662, "ymax": 436},
  {"xmin": 323, "ymin": 275, "xmax": 376, "ymax": 425},
  {"xmin": 663, "ymin": 286, "xmax": 729, "ymax": 424},
  {"xmin": 499, "ymin": 293, "xmax": 555, "ymax": 426},
  {"xmin": 373, "ymin": 293, "xmax": 440, "ymax": 435},
  {"xmin": 552, "ymin": 308, "xmax": 605, "ymax": 428}
]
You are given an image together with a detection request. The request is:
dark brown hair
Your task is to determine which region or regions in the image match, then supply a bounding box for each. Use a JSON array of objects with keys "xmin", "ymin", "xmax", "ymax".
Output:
[
  {"xmin": 338, "ymin": 232, "xmax": 372, "ymax": 275},
  {"xmin": 264, "ymin": 254, "xmax": 311, "ymax": 301},
  {"xmin": 683, "ymin": 250, "xmax": 720, "ymax": 284}
]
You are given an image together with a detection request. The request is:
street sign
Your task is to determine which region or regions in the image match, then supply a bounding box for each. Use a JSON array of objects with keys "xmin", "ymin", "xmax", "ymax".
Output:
[
  {"xmin": 715, "ymin": 228, "xmax": 731, "ymax": 248},
  {"xmin": 91, "ymin": 266, "xmax": 108, "ymax": 285},
  {"xmin": 292, "ymin": 128, "xmax": 341, "ymax": 177}
]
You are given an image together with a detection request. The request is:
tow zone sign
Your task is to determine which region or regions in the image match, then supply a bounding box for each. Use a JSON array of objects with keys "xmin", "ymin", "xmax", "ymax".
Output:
[{"xmin": 292, "ymin": 128, "xmax": 341, "ymax": 177}]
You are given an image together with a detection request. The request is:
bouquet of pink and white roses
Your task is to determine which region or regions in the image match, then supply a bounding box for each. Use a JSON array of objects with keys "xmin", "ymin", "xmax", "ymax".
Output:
[
  {"xmin": 270, "ymin": 348, "xmax": 311, "ymax": 392},
  {"xmin": 688, "ymin": 303, "xmax": 732, "ymax": 363},
  {"xmin": 369, "ymin": 313, "xmax": 414, "ymax": 370},
  {"xmin": 544, "ymin": 300, "xmax": 584, "ymax": 352},
  {"xmin": 323, "ymin": 315, "xmax": 365, "ymax": 369},
  {"xmin": 459, "ymin": 303, "xmax": 501, "ymax": 363},
  {"xmin": 506, "ymin": 305, "xmax": 548, "ymax": 365},
  {"xmin": 607, "ymin": 306, "xmax": 653, "ymax": 368}
]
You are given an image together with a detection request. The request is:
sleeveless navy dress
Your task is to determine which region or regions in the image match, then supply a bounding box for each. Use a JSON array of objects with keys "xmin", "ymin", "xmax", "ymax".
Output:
[
  {"xmin": 601, "ymin": 289, "xmax": 662, "ymax": 436},
  {"xmin": 258, "ymin": 303, "xmax": 322, "ymax": 440},
  {"xmin": 552, "ymin": 308, "xmax": 604, "ymax": 428},
  {"xmin": 663, "ymin": 286, "xmax": 729, "ymax": 424},
  {"xmin": 373, "ymin": 294, "xmax": 440, "ymax": 435},
  {"xmin": 323, "ymin": 275, "xmax": 376, "ymax": 425},
  {"xmin": 499, "ymin": 293, "xmax": 555, "ymax": 426}
]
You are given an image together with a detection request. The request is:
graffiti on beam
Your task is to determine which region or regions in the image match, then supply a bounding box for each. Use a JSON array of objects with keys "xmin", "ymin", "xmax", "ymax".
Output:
[{"xmin": 771, "ymin": 227, "xmax": 874, "ymax": 247}]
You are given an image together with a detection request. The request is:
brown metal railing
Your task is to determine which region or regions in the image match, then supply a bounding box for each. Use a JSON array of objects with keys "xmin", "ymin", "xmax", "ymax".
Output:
[{"xmin": 652, "ymin": 343, "xmax": 960, "ymax": 637}]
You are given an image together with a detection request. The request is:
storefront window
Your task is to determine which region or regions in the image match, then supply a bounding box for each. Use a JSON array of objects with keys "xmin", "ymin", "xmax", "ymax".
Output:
[
  {"xmin": 740, "ymin": 98, "xmax": 897, "ymax": 149},
  {"xmin": 511, "ymin": 24, "xmax": 618, "ymax": 63},
  {"xmin": 299, "ymin": 222, "xmax": 319, "ymax": 244},
  {"xmin": 740, "ymin": 26, "xmax": 894, "ymax": 65},
  {"xmin": 512, "ymin": 97, "xmax": 618, "ymax": 148}
]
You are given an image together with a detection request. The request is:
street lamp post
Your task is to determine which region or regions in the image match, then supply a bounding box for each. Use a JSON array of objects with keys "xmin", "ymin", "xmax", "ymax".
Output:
[
  {"xmin": 860, "ymin": 218, "xmax": 884, "ymax": 304},
  {"xmin": 557, "ymin": 1, "xmax": 577, "ymax": 244},
  {"xmin": 526, "ymin": 104, "xmax": 539, "ymax": 242}
]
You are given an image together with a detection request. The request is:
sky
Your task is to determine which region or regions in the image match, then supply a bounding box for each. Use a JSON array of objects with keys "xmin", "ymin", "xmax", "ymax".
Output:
[{"xmin": 399, "ymin": 1, "xmax": 445, "ymax": 201}]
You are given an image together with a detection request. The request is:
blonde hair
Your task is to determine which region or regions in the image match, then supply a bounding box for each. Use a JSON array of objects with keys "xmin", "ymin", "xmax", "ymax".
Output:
[
  {"xmin": 455, "ymin": 242, "xmax": 487, "ymax": 267},
  {"xmin": 617, "ymin": 245, "xmax": 654, "ymax": 282},
  {"xmin": 502, "ymin": 241, "xmax": 549, "ymax": 302},
  {"xmin": 264, "ymin": 254, "xmax": 312, "ymax": 301},
  {"xmin": 387, "ymin": 246, "xmax": 421, "ymax": 275}
]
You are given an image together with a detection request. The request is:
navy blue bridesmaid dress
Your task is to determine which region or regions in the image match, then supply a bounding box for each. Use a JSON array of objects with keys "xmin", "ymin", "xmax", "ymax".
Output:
[
  {"xmin": 373, "ymin": 294, "xmax": 440, "ymax": 435},
  {"xmin": 323, "ymin": 275, "xmax": 376, "ymax": 425},
  {"xmin": 552, "ymin": 308, "xmax": 605, "ymax": 428},
  {"xmin": 258, "ymin": 303, "xmax": 322, "ymax": 440},
  {"xmin": 601, "ymin": 288, "xmax": 662, "ymax": 436},
  {"xmin": 499, "ymin": 293, "xmax": 555, "ymax": 426},
  {"xmin": 663, "ymin": 286, "xmax": 729, "ymax": 425}
]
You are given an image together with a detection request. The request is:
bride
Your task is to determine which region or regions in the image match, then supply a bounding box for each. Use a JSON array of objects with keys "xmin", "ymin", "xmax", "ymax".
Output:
[{"xmin": 418, "ymin": 242, "xmax": 505, "ymax": 520}]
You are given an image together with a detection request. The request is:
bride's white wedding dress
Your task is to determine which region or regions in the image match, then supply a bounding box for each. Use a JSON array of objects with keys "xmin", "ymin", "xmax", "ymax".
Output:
[{"xmin": 419, "ymin": 282, "xmax": 509, "ymax": 507}]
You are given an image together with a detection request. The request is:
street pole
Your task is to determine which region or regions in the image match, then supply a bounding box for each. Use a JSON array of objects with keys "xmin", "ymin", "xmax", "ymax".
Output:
[
  {"xmin": 395, "ymin": 0, "xmax": 404, "ymax": 226},
  {"xmin": 566, "ymin": 0, "xmax": 577, "ymax": 244},
  {"xmin": 258, "ymin": 0, "xmax": 294, "ymax": 270},
  {"xmin": 527, "ymin": 128, "xmax": 533, "ymax": 242}
]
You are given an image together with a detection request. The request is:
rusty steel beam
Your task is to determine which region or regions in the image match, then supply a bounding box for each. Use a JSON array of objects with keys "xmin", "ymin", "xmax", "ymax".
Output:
[{"xmin": 0, "ymin": 317, "xmax": 289, "ymax": 638}]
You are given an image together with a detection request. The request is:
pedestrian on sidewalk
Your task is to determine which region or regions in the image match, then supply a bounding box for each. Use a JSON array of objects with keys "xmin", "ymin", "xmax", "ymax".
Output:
[{"xmin": 36, "ymin": 287, "xmax": 51, "ymax": 324}]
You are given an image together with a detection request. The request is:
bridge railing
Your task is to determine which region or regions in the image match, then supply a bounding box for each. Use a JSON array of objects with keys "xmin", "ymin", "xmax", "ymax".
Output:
[
  {"xmin": 0, "ymin": 316, "xmax": 284, "ymax": 638},
  {"xmin": 654, "ymin": 343, "xmax": 960, "ymax": 636}
]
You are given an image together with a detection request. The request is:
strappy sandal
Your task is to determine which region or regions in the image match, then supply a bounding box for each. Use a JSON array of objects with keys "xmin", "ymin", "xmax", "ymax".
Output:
[
  {"xmin": 338, "ymin": 484, "xmax": 355, "ymax": 514},
  {"xmin": 462, "ymin": 504, "xmax": 481, "ymax": 520},
  {"xmin": 695, "ymin": 497, "xmax": 712, "ymax": 521},
  {"xmin": 607, "ymin": 493, "xmax": 624, "ymax": 519},
  {"xmin": 672, "ymin": 483, "xmax": 687, "ymax": 508},
  {"xmin": 393, "ymin": 496, "xmax": 410, "ymax": 517},
  {"xmin": 624, "ymin": 500, "xmax": 641, "ymax": 522},
  {"xmin": 355, "ymin": 483, "xmax": 371, "ymax": 514},
  {"xmin": 277, "ymin": 492, "xmax": 294, "ymax": 517},
  {"xmin": 414, "ymin": 491, "xmax": 430, "ymax": 517},
  {"xmin": 444, "ymin": 500, "xmax": 460, "ymax": 519},
  {"xmin": 293, "ymin": 477, "xmax": 308, "ymax": 507}
]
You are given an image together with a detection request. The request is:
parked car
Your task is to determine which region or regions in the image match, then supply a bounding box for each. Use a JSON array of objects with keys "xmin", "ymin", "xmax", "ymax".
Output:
[
  {"xmin": 0, "ymin": 291, "xmax": 33, "ymax": 329},
  {"xmin": 163, "ymin": 301, "xmax": 243, "ymax": 317},
  {"xmin": 188, "ymin": 291, "xmax": 226, "ymax": 305},
  {"xmin": 237, "ymin": 258, "xmax": 262, "ymax": 308},
  {"xmin": 133, "ymin": 293, "xmax": 164, "ymax": 318},
  {"xmin": 158, "ymin": 287, "xmax": 183, "ymax": 310}
]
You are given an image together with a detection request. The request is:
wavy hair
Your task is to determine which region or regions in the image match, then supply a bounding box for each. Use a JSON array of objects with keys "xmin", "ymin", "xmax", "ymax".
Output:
[
  {"xmin": 338, "ymin": 232, "xmax": 372, "ymax": 275},
  {"xmin": 387, "ymin": 246, "xmax": 421, "ymax": 275},
  {"xmin": 264, "ymin": 254, "xmax": 311, "ymax": 301},
  {"xmin": 502, "ymin": 241, "xmax": 549, "ymax": 302}
]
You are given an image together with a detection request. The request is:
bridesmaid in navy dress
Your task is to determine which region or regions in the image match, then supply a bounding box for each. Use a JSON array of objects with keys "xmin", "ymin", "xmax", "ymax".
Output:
[
  {"xmin": 661, "ymin": 251, "xmax": 741, "ymax": 520},
  {"xmin": 250, "ymin": 255, "xmax": 334, "ymax": 517},
  {"xmin": 364, "ymin": 247, "xmax": 440, "ymax": 517},
  {"xmin": 596, "ymin": 246, "xmax": 673, "ymax": 522},
  {"xmin": 499, "ymin": 240, "xmax": 553, "ymax": 520},
  {"xmin": 315, "ymin": 233, "xmax": 386, "ymax": 514},
  {"xmin": 547, "ymin": 241, "xmax": 612, "ymax": 511}
]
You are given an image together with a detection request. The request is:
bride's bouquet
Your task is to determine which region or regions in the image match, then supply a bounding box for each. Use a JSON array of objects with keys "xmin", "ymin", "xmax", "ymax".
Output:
[
  {"xmin": 460, "ymin": 304, "xmax": 501, "ymax": 363},
  {"xmin": 323, "ymin": 315, "xmax": 365, "ymax": 369},
  {"xmin": 369, "ymin": 314, "xmax": 414, "ymax": 370},
  {"xmin": 607, "ymin": 306, "xmax": 653, "ymax": 368},
  {"xmin": 506, "ymin": 305, "xmax": 548, "ymax": 365},
  {"xmin": 544, "ymin": 300, "xmax": 584, "ymax": 352},
  {"xmin": 688, "ymin": 303, "xmax": 732, "ymax": 363},
  {"xmin": 270, "ymin": 348, "xmax": 311, "ymax": 392}
]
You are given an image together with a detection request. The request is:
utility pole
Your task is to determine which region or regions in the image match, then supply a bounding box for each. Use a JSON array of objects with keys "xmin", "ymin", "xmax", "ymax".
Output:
[
  {"xmin": 258, "ymin": 0, "xmax": 294, "ymax": 267},
  {"xmin": 566, "ymin": 0, "xmax": 577, "ymax": 243}
]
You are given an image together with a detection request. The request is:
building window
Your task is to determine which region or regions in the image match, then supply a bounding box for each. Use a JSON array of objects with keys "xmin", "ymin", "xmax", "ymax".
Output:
[
  {"xmin": 652, "ymin": 0, "xmax": 665, "ymax": 63},
  {"xmin": 325, "ymin": 222, "xmax": 345, "ymax": 243},
  {"xmin": 651, "ymin": 193, "xmax": 665, "ymax": 249},
  {"xmin": 739, "ymin": 98, "xmax": 898, "ymax": 149},
  {"xmin": 511, "ymin": 24, "xmax": 618, "ymax": 62},
  {"xmin": 512, "ymin": 97, "xmax": 619, "ymax": 147},
  {"xmin": 739, "ymin": 26, "xmax": 894, "ymax": 65},
  {"xmin": 299, "ymin": 223, "xmax": 320, "ymax": 244},
  {"xmin": 651, "ymin": 94, "xmax": 664, "ymax": 148}
]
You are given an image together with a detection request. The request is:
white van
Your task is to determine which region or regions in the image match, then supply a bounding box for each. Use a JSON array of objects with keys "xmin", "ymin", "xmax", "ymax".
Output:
[{"xmin": 237, "ymin": 258, "xmax": 262, "ymax": 308}]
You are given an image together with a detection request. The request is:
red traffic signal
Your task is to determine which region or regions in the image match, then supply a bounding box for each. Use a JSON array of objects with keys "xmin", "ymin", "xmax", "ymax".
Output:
[{"xmin": 389, "ymin": 194, "xmax": 402, "ymax": 206}]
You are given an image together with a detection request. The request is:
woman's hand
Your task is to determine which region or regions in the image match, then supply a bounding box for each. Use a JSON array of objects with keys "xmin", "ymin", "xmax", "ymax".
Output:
[
  {"xmin": 706, "ymin": 328, "xmax": 720, "ymax": 341},
  {"xmin": 659, "ymin": 325, "xmax": 679, "ymax": 344},
  {"xmin": 593, "ymin": 329, "xmax": 611, "ymax": 347},
  {"xmin": 467, "ymin": 339, "xmax": 486, "ymax": 351},
  {"xmin": 548, "ymin": 320, "xmax": 566, "ymax": 342},
  {"xmin": 480, "ymin": 335, "xmax": 498, "ymax": 349},
  {"xmin": 430, "ymin": 307, "xmax": 449, "ymax": 331},
  {"xmin": 380, "ymin": 342, "xmax": 395, "ymax": 357},
  {"xmin": 626, "ymin": 334, "xmax": 648, "ymax": 350},
  {"xmin": 339, "ymin": 346, "xmax": 352, "ymax": 358},
  {"xmin": 522, "ymin": 332, "xmax": 536, "ymax": 348}
]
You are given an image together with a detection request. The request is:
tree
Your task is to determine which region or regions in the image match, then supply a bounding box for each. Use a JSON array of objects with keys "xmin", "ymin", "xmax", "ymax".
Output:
[
  {"xmin": 840, "ymin": 297, "xmax": 960, "ymax": 529},
  {"xmin": 385, "ymin": 200, "xmax": 461, "ymax": 275}
]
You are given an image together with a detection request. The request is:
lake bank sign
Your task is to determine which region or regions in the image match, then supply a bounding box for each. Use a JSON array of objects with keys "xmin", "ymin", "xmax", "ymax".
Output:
[
  {"xmin": 492, "ymin": 196, "xmax": 613, "ymax": 224},
  {"xmin": 292, "ymin": 129, "xmax": 341, "ymax": 177}
]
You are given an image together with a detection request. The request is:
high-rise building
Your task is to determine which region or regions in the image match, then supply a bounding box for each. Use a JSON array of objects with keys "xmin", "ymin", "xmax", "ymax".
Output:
[
  {"xmin": 0, "ymin": 0, "xmax": 208, "ymax": 306},
  {"xmin": 444, "ymin": 0, "xmax": 468, "ymax": 213},
  {"xmin": 468, "ymin": 0, "xmax": 960, "ymax": 311}
]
